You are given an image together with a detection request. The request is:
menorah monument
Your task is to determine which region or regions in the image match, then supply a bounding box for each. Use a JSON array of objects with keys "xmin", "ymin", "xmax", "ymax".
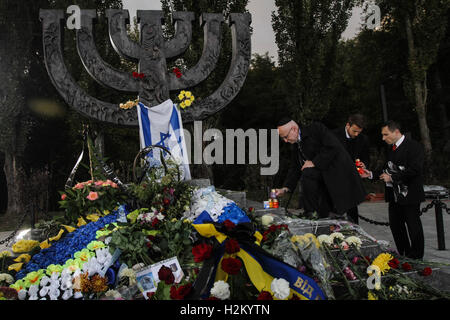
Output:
[{"xmin": 39, "ymin": 8, "xmax": 252, "ymax": 127}]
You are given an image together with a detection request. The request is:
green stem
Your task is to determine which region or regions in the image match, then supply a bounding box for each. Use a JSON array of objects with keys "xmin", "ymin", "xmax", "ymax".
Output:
[{"xmin": 323, "ymin": 245, "xmax": 357, "ymax": 299}]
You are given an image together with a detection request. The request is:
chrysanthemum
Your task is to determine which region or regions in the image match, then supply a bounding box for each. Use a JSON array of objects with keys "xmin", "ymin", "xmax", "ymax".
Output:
[
  {"xmin": 371, "ymin": 253, "xmax": 393, "ymax": 275},
  {"xmin": 368, "ymin": 291, "xmax": 378, "ymax": 300}
]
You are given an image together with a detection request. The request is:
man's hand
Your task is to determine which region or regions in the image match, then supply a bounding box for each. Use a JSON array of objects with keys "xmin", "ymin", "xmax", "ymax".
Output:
[
  {"xmin": 275, "ymin": 187, "xmax": 289, "ymax": 197},
  {"xmin": 301, "ymin": 160, "xmax": 315, "ymax": 171},
  {"xmin": 379, "ymin": 173, "xmax": 392, "ymax": 183},
  {"xmin": 360, "ymin": 168, "xmax": 372, "ymax": 179}
]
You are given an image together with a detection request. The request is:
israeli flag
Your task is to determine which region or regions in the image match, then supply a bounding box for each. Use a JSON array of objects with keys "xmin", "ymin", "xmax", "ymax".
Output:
[{"xmin": 137, "ymin": 99, "xmax": 191, "ymax": 180}]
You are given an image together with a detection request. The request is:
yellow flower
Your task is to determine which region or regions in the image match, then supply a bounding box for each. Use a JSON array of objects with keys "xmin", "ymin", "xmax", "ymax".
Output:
[
  {"xmin": 46, "ymin": 264, "xmax": 63, "ymax": 276},
  {"xmin": 49, "ymin": 229, "xmax": 65, "ymax": 242},
  {"xmin": 184, "ymin": 99, "xmax": 192, "ymax": 107},
  {"xmin": 74, "ymin": 249, "xmax": 94, "ymax": 263},
  {"xmin": 40, "ymin": 239, "xmax": 51, "ymax": 249},
  {"xmin": 86, "ymin": 214, "xmax": 100, "ymax": 222},
  {"xmin": 371, "ymin": 253, "xmax": 393, "ymax": 275},
  {"xmin": 171, "ymin": 218, "xmax": 178, "ymax": 222},
  {"xmin": 103, "ymin": 210, "xmax": 110, "ymax": 215},
  {"xmin": 304, "ymin": 233, "xmax": 320, "ymax": 248},
  {"xmin": 180, "ymin": 101, "xmax": 186, "ymax": 109},
  {"xmin": 77, "ymin": 217, "xmax": 87, "ymax": 227},
  {"xmin": 8, "ymin": 263, "xmax": 23, "ymax": 272},
  {"xmin": 64, "ymin": 259, "xmax": 81, "ymax": 273},
  {"xmin": 14, "ymin": 254, "xmax": 31, "ymax": 263},
  {"xmin": 178, "ymin": 91, "xmax": 186, "ymax": 100},
  {"xmin": 24, "ymin": 270, "xmax": 44, "ymax": 287},
  {"xmin": 368, "ymin": 291, "xmax": 378, "ymax": 300},
  {"xmin": 185, "ymin": 91, "xmax": 192, "ymax": 98},
  {"xmin": 0, "ymin": 251, "xmax": 12, "ymax": 258},
  {"xmin": 12, "ymin": 239, "xmax": 40, "ymax": 253},
  {"xmin": 190, "ymin": 95, "xmax": 195, "ymax": 102},
  {"xmin": 62, "ymin": 224, "xmax": 76, "ymax": 233},
  {"xmin": 10, "ymin": 279, "xmax": 26, "ymax": 292}
]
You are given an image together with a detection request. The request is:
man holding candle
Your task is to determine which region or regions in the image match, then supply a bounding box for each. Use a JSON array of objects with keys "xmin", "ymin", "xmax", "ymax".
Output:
[{"xmin": 275, "ymin": 118, "xmax": 367, "ymax": 219}]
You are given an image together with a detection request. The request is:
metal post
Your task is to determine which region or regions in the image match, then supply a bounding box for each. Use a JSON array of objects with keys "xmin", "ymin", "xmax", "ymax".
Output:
[{"xmin": 434, "ymin": 199, "xmax": 446, "ymax": 250}]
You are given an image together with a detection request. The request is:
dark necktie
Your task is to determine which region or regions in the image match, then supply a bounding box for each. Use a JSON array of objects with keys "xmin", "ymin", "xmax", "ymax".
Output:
[{"xmin": 297, "ymin": 141, "xmax": 307, "ymax": 165}]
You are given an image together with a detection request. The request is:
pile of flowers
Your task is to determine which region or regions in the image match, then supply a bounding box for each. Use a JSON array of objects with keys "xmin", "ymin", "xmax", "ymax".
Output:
[{"xmin": 59, "ymin": 179, "xmax": 127, "ymax": 224}]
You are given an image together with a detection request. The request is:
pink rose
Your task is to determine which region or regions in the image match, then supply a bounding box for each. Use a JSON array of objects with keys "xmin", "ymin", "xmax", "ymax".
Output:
[
  {"xmin": 74, "ymin": 183, "xmax": 84, "ymax": 190},
  {"xmin": 61, "ymin": 194, "xmax": 67, "ymax": 201},
  {"xmin": 86, "ymin": 191, "xmax": 99, "ymax": 201}
]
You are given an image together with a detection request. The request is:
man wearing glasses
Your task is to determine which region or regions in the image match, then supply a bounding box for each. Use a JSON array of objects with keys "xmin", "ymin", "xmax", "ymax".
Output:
[{"xmin": 275, "ymin": 118, "xmax": 367, "ymax": 219}]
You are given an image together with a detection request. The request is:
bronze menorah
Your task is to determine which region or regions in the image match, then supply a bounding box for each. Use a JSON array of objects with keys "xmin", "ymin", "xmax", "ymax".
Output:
[{"xmin": 39, "ymin": 8, "xmax": 252, "ymax": 126}]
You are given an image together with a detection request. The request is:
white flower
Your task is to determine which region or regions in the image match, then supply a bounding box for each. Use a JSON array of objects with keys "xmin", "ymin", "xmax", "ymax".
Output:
[
  {"xmin": 28, "ymin": 284, "xmax": 39, "ymax": 296},
  {"xmin": 62, "ymin": 289, "xmax": 73, "ymax": 300},
  {"xmin": 155, "ymin": 213, "xmax": 165, "ymax": 221},
  {"xmin": 261, "ymin": 215, "xmax": 274, "ymax": 226},
  {"xmin": 18, "ymin": 289, "xmax": 27, "ymax": 300},
  {"xmin": 317, "ymin": 234, "xmax": 332, "ymax": 246},
  {"xmin": 74, "ymin": 291, "xmax": 83, "ymax": 299},
  {"xmin": 270, "ymin": 278, "xmax": 290, "ymax": 300},
  {"xmin": 210, "ymin": 280, "xmax": 230, "ymax": 300},
  {"xmin": 39, "ymin": 286, "xmax": 49, "ymax": 297},
  {"xmin": 105, "ymin": 290, "xmax": 122, "ymax": 299},
  {"xmin": 345, "ymin": 236, "xmax": 362, "ymax": 249},
  {"xmin": 0, "ymin": 273, "xmax": 14, "ymax": 284},
  {"xmin": 28, "ymin": 295, "xmax": 39, "ymax": 300},
  {"xmin": 329, "ymin": 232, "xmax": 345, "ymax": 242},
  {"xmin": 40, "ymin": 275, "xmax": 51, "ymax": 287}
]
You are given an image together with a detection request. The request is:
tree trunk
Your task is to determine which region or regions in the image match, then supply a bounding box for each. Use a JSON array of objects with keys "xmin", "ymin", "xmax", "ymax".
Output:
[
  {"xmin": 3, "ymin": 151, "xmax": 27, "ymax": 217},
  {"xmin": 405, "ymin": 14, "xmax": 433, "ymax": 174}
]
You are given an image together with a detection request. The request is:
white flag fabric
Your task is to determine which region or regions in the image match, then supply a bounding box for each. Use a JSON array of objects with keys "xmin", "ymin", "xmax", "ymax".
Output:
[{"xmin": 137, "ymin": 99, "xmax": 191, "ymax": 180}]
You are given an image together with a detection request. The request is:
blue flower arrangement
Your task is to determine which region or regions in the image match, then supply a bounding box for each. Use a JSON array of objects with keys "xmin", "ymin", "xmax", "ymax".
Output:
[{"xmin": 15, "ymin": 210, "xmax": 119, "ymax": 280}]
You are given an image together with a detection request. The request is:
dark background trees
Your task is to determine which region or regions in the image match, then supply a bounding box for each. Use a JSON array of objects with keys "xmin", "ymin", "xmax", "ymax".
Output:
[{"xmin": 0, "ymin": 0, "xmax": 449, "ymax": 225}]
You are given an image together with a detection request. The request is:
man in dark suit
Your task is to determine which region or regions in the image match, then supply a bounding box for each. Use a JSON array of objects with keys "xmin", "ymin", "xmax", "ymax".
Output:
[
  {"xmin": 332, "ymin": 114, "xmax": 370, "ymax": 224},
  {"xmin": 361, "ymin": 120, "xmax": 425, "ymax": 259},
  {"xmin": 275, "ymin": 118, "xmax": 367, "ymax": 219}
]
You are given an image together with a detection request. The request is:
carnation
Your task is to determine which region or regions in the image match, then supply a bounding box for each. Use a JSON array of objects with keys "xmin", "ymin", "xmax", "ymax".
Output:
[
  {"xmin": 345, "ymin": 236, "xmax": 362, "ymax": 249},
  {"xmin": 317, "ymin": 234, "xmax": 332, "ymax": 246},
  {"xmin": 210, "ymin": 280, "xmax": 230, "ymax": 300},
  {"xmin": 270, "ymin": 278, "xmax": 290, "ymax": 300},
  {"xmin": 261, "ymin": 215, "xmax": 274, "ymax": 226},
  {"xmin": 329, "ymin": 232, "xmax": 345, "ymax": 242}
]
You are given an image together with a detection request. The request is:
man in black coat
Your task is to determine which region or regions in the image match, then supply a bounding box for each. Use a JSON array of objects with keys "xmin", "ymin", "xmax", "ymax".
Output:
[
  {"xmin": 275, "ymin": 118, "xmax": 367, "ymax": 218},
  {"xmin": 332, "ymin": 114, "xmax": 370, "ymax": 224},
  {"xmin": 361, "ymin": 120, "xmax": 425, "ymax": 259}
]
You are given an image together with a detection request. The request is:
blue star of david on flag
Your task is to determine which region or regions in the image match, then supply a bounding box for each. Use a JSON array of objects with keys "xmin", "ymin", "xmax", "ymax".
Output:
[{"xmin": 136, "ymin": 99, "xmax": 191, "ymax": 180}]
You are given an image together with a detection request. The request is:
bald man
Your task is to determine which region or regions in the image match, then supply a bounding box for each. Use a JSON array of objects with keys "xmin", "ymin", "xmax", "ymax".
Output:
[{"xmin": 276, "ymin": 118, "xmax": 366, "ymax": 218}]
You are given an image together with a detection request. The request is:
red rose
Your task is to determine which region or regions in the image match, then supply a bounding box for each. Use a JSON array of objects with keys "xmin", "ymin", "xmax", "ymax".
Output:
[
  {"xmin": 248, "ymin": 207, "xmax": 254, "ymax": 212},
  {"xmin": 223, "ymin": 219, "xmax": 236, "ymax": 231},
  {"xmin": 401, "ymin": 262, "xmax": 412, "ymax": 271},
  {"xmin": 146, "ymin": 292, "xmax": 155, "ymax": 299},
  {"xmin": 151, "ymin": 218, "xmax": 160, "ymax": 228},
  {"xmin": 421, "ymin": 267, "xmax": 432, "ymax": 276},
  {"xmin": 132, "ymin": 71, "xmax": 139, "ymax": 78},
  {"xmin": 158, "ymin": 265, "xmax": 175, "ymax": 285},
  {"xmin": 257, "ymin": 291, "xmax": 273, "ymax": 300},
  {"xmin": 221, "ymin": 257, "xmax": 242, "ymax": 275},
  {"xmin": 192, "ymin": 243, "xmax": 213, "ymax": 263},
  {"xmin": 163, "ymin": 198, "xmax": 170, "ymax": 205},
  {"xmin": 225, "ymin": 238, "xmax": 240, "ymax": 254},
  {"xmin": 388, "ymin": 258, "xmax": 399, "ymax": 269},
  {"xmin": 170, "ymin": 283, "xmax": 192, "ymax": 300}
]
